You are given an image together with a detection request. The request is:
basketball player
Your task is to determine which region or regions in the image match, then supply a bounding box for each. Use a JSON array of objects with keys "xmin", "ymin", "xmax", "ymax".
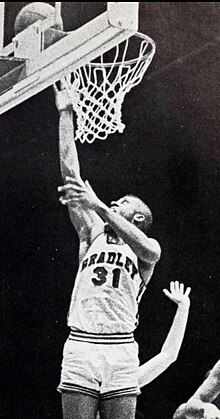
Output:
[
  {"xmin": 173, "ymin": 360, "xmax": 220, "ymax": 419},
  {"xmin": 96, "ymin": 280, "xmax": 191, "ymax": 418},
  {"xmin": 54, "ymin": 80, "xmax": 161, "ymax": 419}
]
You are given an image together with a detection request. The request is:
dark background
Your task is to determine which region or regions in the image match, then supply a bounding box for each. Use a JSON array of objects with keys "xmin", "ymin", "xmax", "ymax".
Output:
[{"xmin": 0, "ymin": 2, "xmax": 220, "ymax": 418}]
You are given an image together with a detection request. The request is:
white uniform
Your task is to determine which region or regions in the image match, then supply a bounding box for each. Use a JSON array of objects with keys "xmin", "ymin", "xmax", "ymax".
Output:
[
  {"xmin": 58, "ymin": 233, "xmax": 149, "ymax": 398},
  {"xmin": 68, "ymin": 233, "xmax": 145, "ymax": 334}
]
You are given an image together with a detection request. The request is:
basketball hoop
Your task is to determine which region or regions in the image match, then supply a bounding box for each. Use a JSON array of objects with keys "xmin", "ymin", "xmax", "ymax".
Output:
[{"xmin": 63, "ymin": 32, "xmax": 156, "ymax": 143}]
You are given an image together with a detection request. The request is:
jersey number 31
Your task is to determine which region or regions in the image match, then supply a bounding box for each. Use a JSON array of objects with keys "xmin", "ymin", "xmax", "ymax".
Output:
[{"xmin": 92, "ymin": 267, "xmax": 120, "ymax": 288}]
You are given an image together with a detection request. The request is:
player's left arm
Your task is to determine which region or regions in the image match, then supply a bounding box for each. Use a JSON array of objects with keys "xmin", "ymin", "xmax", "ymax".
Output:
[
  {"xmin": 138, "ymin": 281, "xmax": 191, "ymax": 388},
  {"xmin": 60, "ymin": 179, "xmax": 161, "ymax": 267}
]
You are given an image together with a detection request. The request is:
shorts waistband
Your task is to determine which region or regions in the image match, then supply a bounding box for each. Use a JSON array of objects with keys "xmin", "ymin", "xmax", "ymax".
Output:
[{"xmin": 69, "ymin": 329, "xmax": 134, "ymax": 344}]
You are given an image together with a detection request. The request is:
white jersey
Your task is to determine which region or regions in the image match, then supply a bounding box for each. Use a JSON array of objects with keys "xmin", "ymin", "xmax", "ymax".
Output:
[{"xmin": 68, "ymin": 233, "xmax": 148, "ymax": 334}]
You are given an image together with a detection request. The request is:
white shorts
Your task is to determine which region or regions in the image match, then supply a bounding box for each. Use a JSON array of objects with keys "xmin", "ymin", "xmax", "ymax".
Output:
[{"xmin": 57, "ymin": 330, "xmax": 140, "ymax": 399}]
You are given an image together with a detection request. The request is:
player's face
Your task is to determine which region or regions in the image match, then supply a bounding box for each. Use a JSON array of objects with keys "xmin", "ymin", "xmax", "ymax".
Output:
[{"xmin": 110, "ymin": 196, "xmax": 137, "ymax": 220}]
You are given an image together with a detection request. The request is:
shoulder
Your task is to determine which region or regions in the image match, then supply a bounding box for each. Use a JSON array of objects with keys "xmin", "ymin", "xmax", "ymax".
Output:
[
  {"xmin": 126, "ymin": 236, "xmax": 161, "ymax": 265},
  {"xmin": 142, "ymin": 236, "xmax": 161, "ymax": 264}
]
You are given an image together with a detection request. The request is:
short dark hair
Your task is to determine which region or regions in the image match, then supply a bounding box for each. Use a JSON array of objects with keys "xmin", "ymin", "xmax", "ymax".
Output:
[
  {"xmin": 173, "ymin": 405, "xmax": 187, "ymax": 419},
  {"xmin": 125, "ymin": 194, "xmax": 153, "ymax": 233}
]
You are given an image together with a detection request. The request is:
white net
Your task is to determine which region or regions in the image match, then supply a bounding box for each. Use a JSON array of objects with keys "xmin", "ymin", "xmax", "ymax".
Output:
[{"xmin": 65, "ymin": 33, "xmax": 156, "ymax": 143}]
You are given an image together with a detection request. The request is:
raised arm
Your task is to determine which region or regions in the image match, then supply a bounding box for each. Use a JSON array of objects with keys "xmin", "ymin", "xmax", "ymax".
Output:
[
  {"xmin": 59, "ymin": 179, "xmax": 161, "ymax": 274},
  {"xmin": 57, "ymin": 95, "xmax": 80, "ymax": 181},
  {"xmin": 93, "ymin": 197, "xmax": 160, "ymax": 264},
  {"xmin": 54, "ymin": 80, "xmax": 88, "ymax": 183},
  {"xmin": 54, "ymin": 82, "xmax": 104, "ymax": 255},
  {"xmin": 138, "ymin": 281, "xmax": 191, "ymax": 388}
]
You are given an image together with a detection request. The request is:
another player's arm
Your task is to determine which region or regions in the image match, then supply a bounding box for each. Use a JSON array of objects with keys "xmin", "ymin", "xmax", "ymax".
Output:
[
  {"xmin": 138, "ymin": 281, "xmax": 191, "ymax": 388},
  {"xmin": 54, "ymin": 83, "xmax": 104, "ymax": 253}
]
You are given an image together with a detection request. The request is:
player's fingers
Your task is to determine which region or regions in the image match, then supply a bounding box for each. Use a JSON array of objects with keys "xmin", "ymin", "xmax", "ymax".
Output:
[
  {"xmin": 65, "ymin": 176, "xmax": 74, "ymax": 183},
  {"xmin": 64, "ymin": 193, "xmax": 84, "ymax": 200},
  {"xmin": 58, "ymin": 185, "xmax": 74, "ymax": 193},
  {"xmin": 163, "ymin": 289, "xmax": 173, "ymax": 299},
  {"xmin": 59, "ymin": 196, "xmax": 81, "ymax": 204},
  {"xmin": 59, "ymin": 197, "xmax": 68, "ymax": 205},
  {"xmin": 68, "ymin": 184, "xmax": 85, "ymax": 192},
  {"xmin": 53, "ymin": 83, "xmax": 59, "ymax": 93},
  {"xmin": 170, "ymin": 281, "xmax": 175, "ymax": 294},
  {"xmin": 58, "ymin": 183, "xmax": 85, "ymax": 192},
  {"xmin": 57, "ymin": 185, "xmax": 66, "ymax": 192},
  {"xmin": 85, "ymin": 180, "xmax": 94, "ymax": 191},
  {"xmin": 59, "ymin": 190, "xmax": 84, "ymax": 199},
  {"xmin": 60, "ymin": 77, "xmax": 68, "ymax": 90},
  {"xmin": 64, "ymin": 74, "xmax": 72, "ymax": 85},
  {"xmin": 71, "ymin": 78, "xmax": 80, "ymax": 91},
  {"xmin": 61, "ymin": 76, "xmax": 72, "ymax": 93},
  {"xmin": 65, "ymin": 176, "xmax": 85, "ymax": 186},
  {"xmin": 59, "ymin": 195, "xmax": 76, "ymax": 202},
  {"xmin": 175, "ymin": 281, "xmax": 180, "ymax": 292},
  {"xmin": 185, "ymin": 287, "xmax": 191, "ymax": 296},
  {"xmin": 180, "ymin": 283, "xmax": 184, "ymax": 294}
]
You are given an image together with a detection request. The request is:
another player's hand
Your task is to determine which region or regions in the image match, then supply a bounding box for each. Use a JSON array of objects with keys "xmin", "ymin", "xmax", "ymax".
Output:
[
  {"xmin": 163, "ymin": 281, "xmax": 191, "ymax": 308},
  {"xmin": 58, "ymin": 177, "xmax": 102, "ymax": 210},
  {"xmin": 53, "ymin": 77, "xmax": 73, "ymax": 112}
]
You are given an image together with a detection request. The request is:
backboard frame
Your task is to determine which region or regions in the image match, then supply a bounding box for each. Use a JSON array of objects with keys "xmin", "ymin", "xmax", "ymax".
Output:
[{"xmin": 0, "ymin": 2, "xmax": 139, "ymax": 115}]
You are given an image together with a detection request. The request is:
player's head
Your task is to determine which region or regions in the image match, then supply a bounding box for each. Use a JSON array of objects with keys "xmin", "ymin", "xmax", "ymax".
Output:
[
  {"xmin": 173, "ymin": 403, "xmax": 204, "ymax": 419},
  {"xmin": 110, "ymin": 195, "xmax": 153, "ymax": 233},
  {"xmin": 173, "ymin": 401, "xmax": 220, "ymax": 419}
]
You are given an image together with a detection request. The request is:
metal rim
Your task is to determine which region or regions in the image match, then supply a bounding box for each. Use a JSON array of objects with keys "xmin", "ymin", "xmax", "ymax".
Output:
[{"xmin": 86, "ymin": 32, "xmax": 156, "ymax": 69}]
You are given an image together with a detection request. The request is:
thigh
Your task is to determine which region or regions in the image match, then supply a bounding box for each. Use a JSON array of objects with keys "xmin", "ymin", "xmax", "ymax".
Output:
[
  {"xmin": 100, "ymin": 395, "xmax": 137, "ymax": 419},
  {"xmin": 101, "ymin": 342, "xmax": 140, "ymax": 398},
  {"xmin": 62, "ymin": 392, "xmax": 99, "ymax": 419},
  {"xmin": 58, "ymin": 339, "xmax": 101, "ymax": 394}
]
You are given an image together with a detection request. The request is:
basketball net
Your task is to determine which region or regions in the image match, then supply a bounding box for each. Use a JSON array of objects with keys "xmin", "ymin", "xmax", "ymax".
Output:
[{"xmin": 62, "ymin": 33, "xmax": 156, "ymax": 143}]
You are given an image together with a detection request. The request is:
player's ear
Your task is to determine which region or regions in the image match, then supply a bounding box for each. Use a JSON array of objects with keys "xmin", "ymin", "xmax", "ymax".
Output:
[{"xmin": 133, "ymin": 213, "xmax": 145, "ymax": 223}]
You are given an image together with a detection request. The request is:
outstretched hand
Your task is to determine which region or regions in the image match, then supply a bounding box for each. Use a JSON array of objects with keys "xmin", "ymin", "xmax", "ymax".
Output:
[
  {"xmin": 58, "ymin": 177, "xmax": 102, "ymax": 210},
  {"xmin": 163, "ymin": 281, "xmax": 191, "ymax": 307}
]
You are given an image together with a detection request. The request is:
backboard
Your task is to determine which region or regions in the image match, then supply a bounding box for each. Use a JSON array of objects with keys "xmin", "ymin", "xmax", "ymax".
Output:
[{"xmin": 0, "ymin": 2, "xmax": 139, "ymax": 115}]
